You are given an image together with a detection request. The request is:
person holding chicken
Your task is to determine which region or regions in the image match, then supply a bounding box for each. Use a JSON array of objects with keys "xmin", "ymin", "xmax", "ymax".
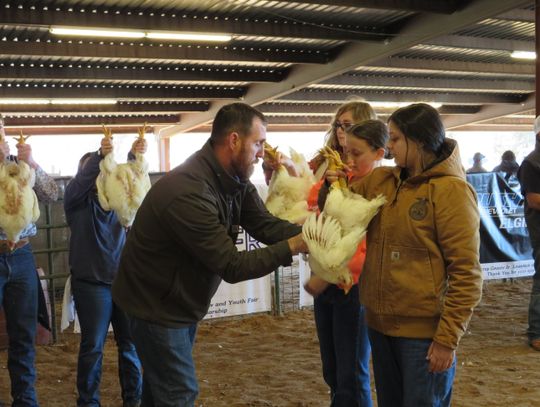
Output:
[
  {"xmin": 304, "ymin": 101, "xmax": 378, "ymax": 407},
  {"xmin": 64, "ymin": 135, "xmax": 146, "ymax": 407},
  {"xmin": 0, "ymin": 119, "xmax": 58, "ymax": 407},
  {"xmin": 112, "ymin": 102, "xmax": 307, "ymax": 407},
  {"xmin": 345, "ymin": 104, "xmax": 482, "ymax": 407}
]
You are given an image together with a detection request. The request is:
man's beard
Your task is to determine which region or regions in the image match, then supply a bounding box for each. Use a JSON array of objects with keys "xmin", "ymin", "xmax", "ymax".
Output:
[{"xmin": 232, "ymin": 143, "xmax": 256, "ymax": 180}]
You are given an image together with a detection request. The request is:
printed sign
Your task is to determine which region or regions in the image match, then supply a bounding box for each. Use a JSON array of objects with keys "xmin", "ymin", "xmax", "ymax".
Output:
[
  {"xmin": 467, "ymin": 172, "xmax": 534, "ymax": 280},
  {"xmin": 204, "ymin": 226, "xmax": 272, "ymax": 319}
]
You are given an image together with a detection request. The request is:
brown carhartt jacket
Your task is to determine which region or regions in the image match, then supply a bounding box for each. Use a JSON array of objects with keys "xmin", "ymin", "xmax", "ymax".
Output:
[{"xmin": 351, "ymin": 139, "xmax": 482, "ymax": 349}]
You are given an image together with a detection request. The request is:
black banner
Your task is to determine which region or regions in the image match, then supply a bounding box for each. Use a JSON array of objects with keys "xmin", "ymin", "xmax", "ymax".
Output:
[{"xmin": 466, "ymin": 172, "xmax": 534, "ymax": 279}]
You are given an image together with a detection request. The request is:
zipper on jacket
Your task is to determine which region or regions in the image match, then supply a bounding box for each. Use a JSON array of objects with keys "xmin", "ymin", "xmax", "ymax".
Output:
[
  {"xmin": 391, "ymin": 178, "xmax": 403, "ymax": 205},
  {"xmin": 377, "ymin": 228, "xmax": 385, "ymax": 316}
]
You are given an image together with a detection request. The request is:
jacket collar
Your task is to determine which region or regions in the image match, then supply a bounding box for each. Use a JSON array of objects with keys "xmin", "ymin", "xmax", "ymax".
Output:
[{"xmin": 200, "ymin": 140, "xmax": 246, "ymax": 195}]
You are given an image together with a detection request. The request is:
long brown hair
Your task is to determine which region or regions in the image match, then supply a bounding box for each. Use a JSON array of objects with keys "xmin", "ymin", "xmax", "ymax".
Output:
[
  {"xmin": 325, "ymin": 101, "xmax": 377, "ymax": 154},
  {"xmin": 310, "ymin": 100, "xmax": 376, "ymax": 172}
]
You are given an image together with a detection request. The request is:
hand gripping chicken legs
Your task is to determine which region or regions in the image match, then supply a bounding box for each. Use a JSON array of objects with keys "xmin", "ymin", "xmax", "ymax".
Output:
[
  {"xmin": 96, "ymin": 125, "xmax": 151, "ymax": 228},
  {"xmin": 0, "ymin": 129, "xmax": 40, "ymax": 244}
]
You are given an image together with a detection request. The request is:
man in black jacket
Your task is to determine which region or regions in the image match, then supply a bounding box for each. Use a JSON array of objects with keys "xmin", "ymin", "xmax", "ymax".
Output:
[{"xmin": 112, "ymin": 102, "xmax": 307, "ymax": 406}]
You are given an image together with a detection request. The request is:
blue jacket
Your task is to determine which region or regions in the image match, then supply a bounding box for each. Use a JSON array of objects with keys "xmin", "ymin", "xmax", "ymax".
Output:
[{"xmin": 64, "ymin": 152, "xmax": 128, "ymax": 284}]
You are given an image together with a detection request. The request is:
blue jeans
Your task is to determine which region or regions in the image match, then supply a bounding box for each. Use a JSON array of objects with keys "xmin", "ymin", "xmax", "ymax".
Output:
[
  {"xmin": 314, "ymin": 284, "xmax": 372, "ymax": 407},
  {"xmin": 368, "ymin": 328, "xmax": 455, "ymax": 407},
  {"xmin": 72, "ymin": 279, "xmax": 142, "ymax": 407},
  {"xmin": 128, "ymin": 316, "xmax": 198, "ymax": 407},
  {"xmin": 527, "ymin": 277, "xmax": 540, "ymax": 341},
  {"xmin": 0, "ymin": 244, "xmax": 39, "ymax": 407}
]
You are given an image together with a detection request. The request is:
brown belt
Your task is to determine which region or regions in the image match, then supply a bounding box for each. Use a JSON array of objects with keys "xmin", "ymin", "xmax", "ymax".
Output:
[{"xmin": 0, "ymin": 238, "xmax": 29, "ymax": 255}]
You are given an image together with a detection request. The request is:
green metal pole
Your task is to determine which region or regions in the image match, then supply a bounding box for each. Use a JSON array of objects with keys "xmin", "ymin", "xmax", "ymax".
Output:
[
  {"xmin": 273, "ymin": 268, "xmax": 282, "ymax": 316},
  {"xmin": 45, "ymin": 203, "xmax": 57, "ymax": 343}
]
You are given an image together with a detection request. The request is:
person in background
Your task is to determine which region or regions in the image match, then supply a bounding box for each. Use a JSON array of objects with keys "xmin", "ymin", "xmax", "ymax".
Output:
[
  {"xmin": 0, "ymin": 118, "xmax": 58, "ymax": 406},
  {"xmin": 493, "ymin": 150, "xmax": 519, "ymax": 181},
  {"xmin": 305, "ymin": 101, "xmax": 378, "ymax": 407},
  {"xmin": 466, "ymin": 152, "xmax": 488, "ymax": 174},
  {"xmin": 64, "ymin": 136, "xmax": 145, "ymax": 407},
  {"xmin": 344, "ymin": 103, "xmax": 482, "ymax": 407},
  {"xmin": 112, "ymin": 102, "xmax": 307, "ymax": 406},
  {"xmin": 308, "ymin": 120, "xmax": 388, "ymax": 407},
  {"xmin": 308, "ymin": 100, "xmax": 377, "ymax": 182},
  {"xmin": 518, "ymin": 117, "xmax": 540, "ymax": 351}
]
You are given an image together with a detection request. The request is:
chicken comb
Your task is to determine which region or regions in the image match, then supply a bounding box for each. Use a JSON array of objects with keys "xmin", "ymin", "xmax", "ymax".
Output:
[
  {"xmin": 137, "ymin": 122, "xmax": 148, "ymax": 140},
  {"xmin": 101, "ymin": 124, "xmax": 113, "ymax": 140},
  {"xmin": 16, "ymin": 130, "xmax": 30, "ymax": 145}
]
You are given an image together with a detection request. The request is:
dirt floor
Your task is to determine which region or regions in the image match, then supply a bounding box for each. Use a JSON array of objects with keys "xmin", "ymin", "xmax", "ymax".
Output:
[{"xmin": 2, "ymin": 278, "xmax": 540, "ymax": 406}]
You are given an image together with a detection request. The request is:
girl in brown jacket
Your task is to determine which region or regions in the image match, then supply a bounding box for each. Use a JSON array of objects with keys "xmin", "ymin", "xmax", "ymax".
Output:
[{"xmin": 328, "ymin": 103, "xmax": 482, "ymax": 407}]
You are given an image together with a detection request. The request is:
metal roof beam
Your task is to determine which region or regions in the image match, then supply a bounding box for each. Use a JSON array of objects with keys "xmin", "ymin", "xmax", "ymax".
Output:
[
  {"xmin": 443, "ymin": 93, "xmax": 535, "ymax": 129},
  {"xmin": 277, "ymin": 89, "xmax": 527, "ymax": 104},
  {"xmin": 0, "ymin": 6, "xmax": 391, "ymax": 42},
  {"xmin": 275, "ymin": 0, "xmax": 464, "ymax": 14},
  {"xmin": 3, "ymin": 115, "xmax": 180, "ymax": 127},
  {"xmin": 0, "ymin": 101, "xmax": 209, "ymax": 114},
  {"xmin": 0, "ymin": 42, "xmax": 331, "ymax": 65},
  {"xmin": 367, "ymin": 57, "xmax": 535, "ymax": 76},
  {"xmin": 1, "ymin": 126, "xmax": 152, "ymax": 136},
  {"xmin": 425, "ymin": 35, "xmax": 534, "ymax": 52},
  {"xmin": 496, "ymin": 8, "xmax": 535, "ymax": 22},
  {"xmin": 321, "ymin": 74, "xmax": 534, "ymax": 92},
  {"xmin": 259, "ymin": 102, "xmax": 481, "ymax": 115},
  {"xmin": 0, "ymin": 63, "xmax": 288, "ymax": 83},
  {"xmin": 0, "ymin": 86, "xmax": 244, "ymax": 100},
  {"xmin": 159, "ymin": 0, "xmax": 531, "ymax": 136}
]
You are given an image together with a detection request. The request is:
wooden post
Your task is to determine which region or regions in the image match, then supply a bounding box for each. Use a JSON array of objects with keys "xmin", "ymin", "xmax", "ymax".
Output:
[{"xmin": 158, "ymin": 135, "xmax": 170, "ymax": 172}]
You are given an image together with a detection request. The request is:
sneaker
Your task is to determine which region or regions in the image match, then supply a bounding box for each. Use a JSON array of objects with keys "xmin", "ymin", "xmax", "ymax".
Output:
[{"xmin": 529, "ymin": 339, "xmax": 540, "ymax": 351}]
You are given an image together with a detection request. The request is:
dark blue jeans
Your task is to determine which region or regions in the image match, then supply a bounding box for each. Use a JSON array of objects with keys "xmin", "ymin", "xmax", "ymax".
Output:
[
  {"xmin": 0, "ymin": 244, "xmax": 39, "ymax": 407},
  {"xmin": 314, "ymin": 284, "xmax": 372, "ymax": 407},
  {"xmin": 72, "ymin": 279, "xmax": 142, "ymax": 407},
  {"xmin": 128, "ymin": 316, "xmax": 198, "ymax": 407},
  {"xmin": 527, "ymin": 277, "xmax": 540, "ymax": 341},
  {"xmin": 368, "ymin": 328, "xmax": 455, "ymax": 407}
]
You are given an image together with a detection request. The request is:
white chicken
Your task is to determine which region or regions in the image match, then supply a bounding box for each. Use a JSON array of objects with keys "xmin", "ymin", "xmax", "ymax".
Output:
[
  {"xmin": 302, "ymin": 147, "xmax": 385, "ymax": 292},
  {"xmin": 96, "ymin": 125, "xmax": 151, "ymax": 228},
  {"xmin": 0, "ymin": 131, "xmax": 40, "ymax": 243},
  {"xmin": 264, "ymin": 142, "xmax": 315, "ymax": 224}
]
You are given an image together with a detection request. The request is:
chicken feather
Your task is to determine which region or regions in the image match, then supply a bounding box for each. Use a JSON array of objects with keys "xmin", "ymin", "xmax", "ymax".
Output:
[
  {"xmin": 264, "ymin": 145, "xmax": 315, "ymax": 224},
  {"xmin": 0, "ymin": 160, "xmax": 39, "ymax": 242},
  {"xmin": 96, "ymin": 152, "xmax": 151, "ymax": 227},
  {"xmin": 302, "ymin": 147, "xmax": 386, "ymax": 292},
  {"xmin": 96, "ymin": 125, "xmax": 151, "ymax": 227}
]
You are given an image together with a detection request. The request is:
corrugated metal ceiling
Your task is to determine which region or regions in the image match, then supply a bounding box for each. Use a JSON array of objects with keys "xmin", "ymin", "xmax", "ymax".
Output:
[{"xmin": 0, "ymin": 0, "xmax": 535, "ymax": 133}]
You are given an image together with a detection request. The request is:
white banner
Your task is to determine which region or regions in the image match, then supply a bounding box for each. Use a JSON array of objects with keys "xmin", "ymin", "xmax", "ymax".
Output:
[
  {"xmin": 204, "ymin": 225, "xmax": 272, "ymax": 319},
  {"xmin": 204, "ymin": 277, "xmax": 271, "ymax": 319},
  {"xmin": 298, "ymin": 255, "xmax": 314, "ymax": 308},
  {"xmin": 482, "ymin": 260, "xmax": 534, "ymax": 280}
]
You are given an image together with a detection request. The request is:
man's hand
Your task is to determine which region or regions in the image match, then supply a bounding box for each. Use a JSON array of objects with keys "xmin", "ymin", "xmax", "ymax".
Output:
[
  {"xmin": 287, "ymin": 233, "xmax": 308, "ymax": 256},
  {"xmin": 16, "ymin": 143, "xmax": 38, "ymax": 169},
  {"xmin": 100, "ymin": 137, "xmax": 114, "ymax": 156},
  {"xmin": 426, "ymin": 341, "xmax": 455, "ymax": 372},
  {"xmin": 131, "ymin": 138, "xmax": 147, "ymax": 155},
  {"xmin": 0, "ymin": 140, "xmax": 9, "ymax": 161}
]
